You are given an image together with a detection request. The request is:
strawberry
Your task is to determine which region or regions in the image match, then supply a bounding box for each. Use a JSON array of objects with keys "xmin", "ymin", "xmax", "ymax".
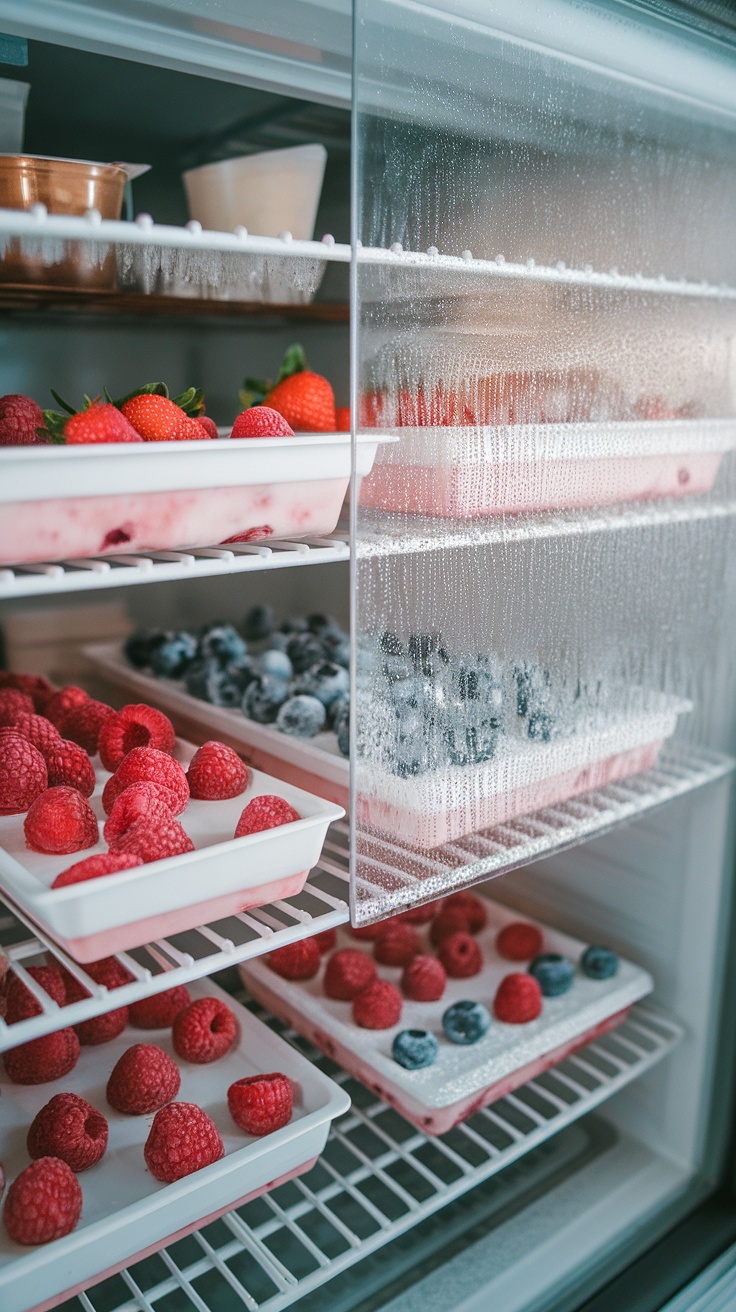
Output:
[
  {"xmin": 335, "ymin": 406, "xmax": 350, "ymax": 432},
  {"xmin": 117, "ymin": 382, "xmax": 205, "ymax": 442},
  {"xmin": 231, "ymin": 407, "xmax": 294, "ymax": 439},
  {"xmin": 240, "ymin": 344, "xmax": 335, "ymax": 433},
  {"xmin": 41, "ymin": 397, "xmax": 142, "ymax": 445},
  {"xmin": 196, "ymin": 416, "xmax": 218, "ymax": 439},
  {"xmin": 0, "ymin": 394, "xmax": 44, "ymax": 446}
]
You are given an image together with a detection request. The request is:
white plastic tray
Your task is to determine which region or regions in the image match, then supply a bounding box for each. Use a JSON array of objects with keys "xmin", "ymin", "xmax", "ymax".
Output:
[
  {"xmin": 0, "ymin": 738, "xmax": 344, "ymax": 962},
  {"xmin": 0, "ymin": 979, "xmax": 350, "ymax": 1312},
  {"xmin": 241, "ymin": 900, "xmax": 653, "ymax": 1136}
]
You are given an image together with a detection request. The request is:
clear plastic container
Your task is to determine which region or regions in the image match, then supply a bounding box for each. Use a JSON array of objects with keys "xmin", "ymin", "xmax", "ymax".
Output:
[{"xmin": 183, "ymin": 144, "xmax": 327, "ymax": 239}]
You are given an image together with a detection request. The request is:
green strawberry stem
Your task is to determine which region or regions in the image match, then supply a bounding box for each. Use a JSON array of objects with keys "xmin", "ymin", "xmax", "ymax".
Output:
[
  {"xmin": 49, "ymin": 389, "xmax": 76, "ymax": 416},
  {"xmin": 171, "ymin": 386, "xmax": 205, "ymax": 416},
  {"xmin": 40, "ymin": 409, "xmax": 68, "ymax": 444},
  {"xmin": 111, "ymin": 381, "xmax": 169, "ymax": 409},
  {"xmin": 240, "ymin": 343, "xmax": 307, "ymax": 410}
]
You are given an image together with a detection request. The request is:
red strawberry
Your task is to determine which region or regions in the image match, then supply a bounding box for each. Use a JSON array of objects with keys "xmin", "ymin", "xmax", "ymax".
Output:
[
  {"xmin": 438, "ymin": 932, "xmax": 483, "ymax": 980},
  {"xmin": 268, "ymin": 938, "xmax": 321, "ymax": 981},
  {"xmin": 352, "ymin": 979, "xmax": 402, "ymax": 1030},
  {"xmin": 242, "ymin": 345, "xmax": 335, "ymax": 432},
  {"xmin": 11, "ymin": 712, "xmax": 62, "ymax": 760},
  {"xmin": 24, "ymin": 787, "xmax": 99, "ymax": 855},
  {"xmin": 186, "ymin": 741, "xmax": 250, "ymax": 800},
  {"xmin": 235, "ymin": 794, "xmax": 300, "ymax": 837},
  {"xmin": 4, "ymin": 1027, "xmax": 80, "ymax": 1084},
  {"xmin": 62, "ymin": 699, "xmax": 114, "ymax": 754},
  {"xmin": 144, "ymin": 1102, "xmax": 224, "ymax": 1182},
  {"xmin": 172, "ymin": 996, "xmax": 238, "ymax": 1064},
  {"xmin": 3, "ymin": 1157, "xmax": 83, "ymax": 1244},
  {"xmin": 228, "ymin": 1073, "xmax": 292, "ymax": 1136},
  {"xmin": 103, "ymin": 781, "xmax": 175, "ymax": 844},
  {"xmin": 196, "ymin": 416, "xmax": 218, "ymax": 439},
  {"xmin": 0, "ymin": 393, "xmax": 44, "ymax": 446},
  {"xmin": 334, "ymin": 406, "xmax": 350, "ymax": 432},
  {"xmin": 323, "ymin": 948, "xmax": 375, "ymax": 1000},
  {"xmin": 109, "ymin": 814, "xmax": 194, "ymax": 863},
  {"xmin": 27, "ymin": 1093, "xmax": 108, "ymax": 1171},
  {"xmin": 129, "ymin": 984, "xmax": 191, "ymax": 1029},
  {"xmin": 496, "ymin": 922, "xmax": 544, "ymax": 962},
  {"xmin": 45, "ymin": 739, "xmax": 96, "ymax": 797},
  {"xmin": 98, "ymin": 703, "xmax": 176, "ymax": 772},
  {"xmin": 45, "ymin": 686, "xmax": 89, "ymax": 729},
  {"xmin": 102, "ymin": 747, "xmax": 188, "ymax": 815},
  {"xmin": 121, "ymin": 393, "xmax": 191, "ymax": 442},
  {"xmin": 493, "ymin": 973, "xmax": 543, "ymax": 1024},
  {"xmin": 401, "ymin": 954, "xmax": 447, "ymax": 1002},
  {"xmin": 52, "ymin": 851, "xmax": 143, "ymax": 889},
  {"xmin": 0, "ymin": 688, "xmax": 35, "ymax": 725},
  {"xmin": 107, "ymin": 1043, "xmax": 181, "ymax": 1114},
  {"xmin": 231, "ymin": 406, "xmax": 295, "ymax": 439},
  {"xmin": 62, "ymin": 402, "xmax": 143, "ymax": 445},
  {"xmin": 0, "ymin": 733, "xmax": 48, "ymax": 814},
  {"xmin": 5, "ymin": 965, "xmax": 66, "ymax": 1024}
]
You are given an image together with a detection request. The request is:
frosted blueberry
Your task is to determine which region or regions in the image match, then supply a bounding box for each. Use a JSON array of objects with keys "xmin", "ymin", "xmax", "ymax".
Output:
[
  {"xmin": 151, "ymin": 631, "xmax": 198, "ymax": 678},
  {"xmin": 286, "ymin": 633, "xmax": 324, "ymax": 673},
  {"xmin": 276, "ymin": 694, "xmax": 326, "ymax": 738},
  {"xmin": 392, "ymin": 1029, "xmax": 438, "ymax": 1070},
  {"xmin": 442, "ymin": 1000, "xmax": 491, "ymax": 1045},
  {"xmin": 256, "ymin": 649, "xmax": 293, "ymax": 681},
  {"xmin": 198, "ymin": 623, "xmax": 247, "ymax": 666},
  {"xmin": 243, "ymin": 604, "xmax": 274, "ymax": 641},
  {"xmin": 294, "ymin": 661, "xmax": 349, "ymax": 707},
  {"xmin": 124, "ymin": 628, "xmax": 167, "ymax": 669},
  {"xmin": 581, "ymin": 946, "xmax": 619, "ymax": 980},
  {"xmin": 242, "ymin": 675, "xmax": 290, "ymax": 724},
  {"xmin": 528, "ymin": 953, "xmax": 575, "ymax": 997}
]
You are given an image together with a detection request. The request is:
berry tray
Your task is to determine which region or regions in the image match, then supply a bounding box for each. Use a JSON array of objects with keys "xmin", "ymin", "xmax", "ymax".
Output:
[
  {"xmin": 0, "ymin": 739, "xmax": 343, "ymax": 963},
  {"xmin": 85, "ymin": 641, "xmax": 350, "ymax": 809},
  {"xmin": 241, "ymin": 902, "xmax": 653, "ymax": 1136},
  {"xmin": 0, "ymin": 432, "xmax": 387, "ymax": 566},
  {"xmin": 0, "ymin": 979, "xmax": 350, "ymax": 1312},
  {"xmin": 358, "ymin": 419, "xmax": 736, "ymax": 517}
]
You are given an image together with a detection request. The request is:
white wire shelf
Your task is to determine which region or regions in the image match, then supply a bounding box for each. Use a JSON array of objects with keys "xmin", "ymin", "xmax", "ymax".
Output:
[
  {"xmin": 353, "ymin": 748, "xmax": 734, "ymax": 922},
  {"xmin": 66, "ymin": 998, "xmax": 681, "ymax": 1312},
  {"xmin": 0, "ymin": 823, "xmax": 350, "ymax": 1054},
  {"xmin": 0, "ymin": 533, "xmax": 350, "ymax": 600}
]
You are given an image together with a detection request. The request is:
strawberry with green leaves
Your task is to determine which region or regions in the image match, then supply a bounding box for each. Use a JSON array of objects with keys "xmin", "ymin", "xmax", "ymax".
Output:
[
  {"xmin": 240, "ymin": 344, "xmax": 336, "ymax": 433},
  {"xmin": 40, "ymin": 382, "xmax": 211, "ymax": 445},
  {"xmin": 41, "ymin": 393, "xmax": 142, "ymax": 445}
]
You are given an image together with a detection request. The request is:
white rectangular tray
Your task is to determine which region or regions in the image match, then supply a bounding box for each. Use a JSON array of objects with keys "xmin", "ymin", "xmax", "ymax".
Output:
[
  {"xmin": 241, "ymin": 900, "xmax": 653, "ymax": 1136},
  {"xmin": 0, "ymin": 738, "xmax": 343, "ymax": 962},
  {"xmin": 0, "ymin": 979, "xmax": 350, "ymax": 1312}
]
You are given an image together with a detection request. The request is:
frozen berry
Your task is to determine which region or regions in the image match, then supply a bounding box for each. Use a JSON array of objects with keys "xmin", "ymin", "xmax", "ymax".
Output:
[
  {"xmin": 52, "ymin": 850, "xmax": 143, "ymax": 889},
  {"xmin": 324, "ymin": 949, "xmax": 376, "ymax": 1000},
  {"xmin": 107, "ymin": 1043, "xmax": 181, "ymax": 1114},
  {"xmin": 0, "ymin": 732, "xmax": 47, "ymax": 814},
  {"xmin": 45, "ymin": 739, "xmax": 96, "ymax": 797},
  {"xmin": 103, "ymin": 781, "xmax": 176, "ymax": 843},
  {"xmin": 401, "ymin": 955, "xmax": 447, "ymax": 1002},
  {"xmin": 98, "ymin": 703, "xmax": 176, "ymax": 773},
  {"xmin": 430, "ymin": 907, "xmax": 473, "ymax": 947},
  {"xmin": 59, "ymin": 962, "xmax": 130, "ymax": 1045},
  {"xmin": 398, "ymin": 901, "xmax": 440, "ymax": 925},
  {"xmin": 186, "ymin": 741, "xmax": 250, "ymax": 800},
  {"xmin": 493, "ymin": 973, "xmax": 543, "ymax": 1024},
  {"xmin": 0, "ymin": 688, "xmax": 35, "ymax": 726},
  {"xmin": 243, "ymin": 604, "xmax": 274, "ymax": 641},
  {"xmin": 313, "ymin": 928, "xmax": 337, "ymax": 954},
  {"xmin": 27, "ymin": 1093, "xmax": 108, "ymax": 1171},
  {"xmin": 231, "ymin": 406, "xmax": 294, "ymax": 438},
  {"xmin": 4, "ymin": 1157, "xmax": 82, "ymax": 1244},
  {"xmin": 275, "ymin": 694, "xmax": 326, "ymax": 738},
  {"xmin": 0, "ymin": 392, "xmax": 44, "ymax": 446},
  {"xmin": 443, "ymin": 891, "xmax": 488, "ymax": 934},
  {"xmin": 5, "ymin": 965, "xmax": 66, "ymax": 1024},
  {"xmin": 62, "ymin": 699, "xmax": 114, "ymax": 754},
  {"xmin": 11, "ymin": 712, "xmax": 62, "ymax": 760},
  {"xmin": 109, "ymin": 814, "xmax": 194, "ymax": 863},
  {"xmin": 4, "ymin": 1028, "xmax": 80, "ymax": 1084},
  {"xmin": 528, "ymin": 953, "xmax": 575, "ymax": 997},
  {"xmin": 352, "ymin": 979, "xmax": 402, "ymax": 1030},
  {"xmin": 496, "ymin": 922, "xmax": 544, "ymax": 962},
  {"xmin": 80, "ymin": 956, "xmax": 135, "ymax": 991},
  {"xmin": 242, "ymin": 674, "xmax": 289, "ymax": 724},
  {"xmin": 438, "ymin": 932, "xmax": 483, "ymax": 979},
  {"xmin": 144, "ymin": 1102, "xmax": 224, "ymax": 1182},
  {"xmin": 293, "ymin": 661, "xmax": 349, "ymax": 709},
  {"xmin": 45, "ymin": 686, "xmax": 89, "ymax": 729},
  {"xmin": 172, "ymin": 996, "xmax": 237, "ymax": 1064},
  {"xmin": 268, "ymin": 939, "xmax": 321, "ymax": 981},
  {"xmin": 392, "ymin": 1028, "xmax": 438, "ymax": 1070},
  {"xmin": 374, "ymin": 925, "xmax": 420, "ymax": 968},
  {"xmin": 348, "ymin": 923, "xmax": 384, "ymax": 941},
  {"xmin": 197, "ymin": 623, "xmax": 247, "ymax": 666},
  {"xmin": 235, "ymin": 794, "xmax": 300, "ymax": 837},
  {"xmin": 24, "ymin": 787, "xmax": 98, "ymax": 855},
  {"xmin": 442, "ymin": 1000, "xmax": 491, "ymax": 1045},
  {"xmin": 129, "ymin": 985, "xmax": 192, "ymax": 1029},
  {"xmin": 581, "ymin": 945, "xmax": 619, "ymax": 980},
  {"xmin": 2, "ymin": 673, "xmax": 55, "ymax": 712},
  {"xmin": 227, "ymin": 1072, "xmax": 293, "ymax": 1135}
]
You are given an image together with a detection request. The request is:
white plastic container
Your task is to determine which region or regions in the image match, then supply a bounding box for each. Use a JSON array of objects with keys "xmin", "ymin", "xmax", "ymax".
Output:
[
  {"xmin": 0, "ymin": 80, "xmax": 29, "ymax": 153},
  {"xmin": 0, "ymin": 738, "xmax": 344, "ymax": 962},
  {"xmin": 183, "ymin": 144, "xmax": 327, "ymax": 240},
  {"xmin": 0, "ymin": 980, "xmax": 351, "ymax": 1312},
  {"xmin": 241, "ymin": 901, "xmax": 653, "ymax": 1136}
]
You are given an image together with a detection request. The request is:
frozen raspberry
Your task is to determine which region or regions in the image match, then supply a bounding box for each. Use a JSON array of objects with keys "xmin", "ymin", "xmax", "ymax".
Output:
[
  {"xmin": 52, "ymin": 850, "xmax": 143, "ymax": 889},
  {"xmin": 4, "ymin": 1028, "xmax": 80, "ymax": 1084},
  {"xmin": 27, "ymin": 1093, "xmax": 108, "ymax": 1171},
  {"xmin": 129, "ymin": 985, "xmax": 192, "ymax": 1029},
  {"xmin": 102, "ymin": 747, "xmax": 189, "ymax": 816},
  {"xmin": 313, "ymin": 928, "xmax": 337, "ymax": 954},
  {"xmin": 443, "ymin": 891, "xmax": 488, "ymax": 934},
  {"xmin": 496, "ymin": 922, "xmax": 544, "ymax": 962},
  {"xmin": 268, "ymin": 938, "xmax": 321, "ymax": 981},
  {"xmin": 324, "ymin": 948, "xmax": 376, "ymax": 1000},
  {"xmin": 144, "ymin": 1102, "xmax": 224, "ymax": 1183},
  {"xmin": 107, "ymin": 1043, "xmax": 181, "ymax": 1114},
  {"xmin": 58, "ymin": 961, "xmax": 130, "ymax": 1044},
  {"xmin": 45, "ymin": 686, "xmax": 89, "ymax": 729},
  {"xmin": 3, "ymin": 1157, "xmax": 82, "ymax": 1245},
  {"xmin": 401, "ymin": 954, "xmax": 447, "ymax": 1002},
  {"xmin": 0, "ymin": 688, "xmax": 35, "ymax": 726},
  {"xmin": 45, "ymin": 739, "xmax": 96, "ymax": 797},
  {"xmin": 5, "ymin": 965, "xmax": 66, "ymax": 1024},
  {"xmin": 438, "ymin": 932, "xmax": 483, "ymax": 980},
  {"xmin": 62, "ymin": 699, "xmax": 114, "ymax": 754},
  {"xmin": 493, "ymin": 973, "xmax": 543, "ymax": 1024},
  {"xmin": 0, "ymin": 393, "xmax": 44, "ymax": 446},
  {"xmin": 231, "ymin": 406, "xmax": 294, "ymax": 438},
  {"xmin": 353, "ymin": 979, "xmax": 402, "ymax": 1030},
  {"xmin": 397, "ymin": 901, "xmax": 440, "ymax": 925},
  {"xmin": 83, "ymin": 956, "xmax": 136, "ymax": 990},
  {"xmin": 348, "ymin": 923, "xmax": 384, "ymax": 941},
  {"xmin": 11, "ymin": 712, "xmax": 62, "ymax": 760},
  {"xmin": 429, "ymin": 906, "xmax": 474, "ymax": 947},
  {"xmin": 197, "ymin": 416, "xmax": 219, "ymax": 439},
  {"xmin": 172, "ymin": 997, "xmax": 238, "ymax": 1063},
  {"xmin": 187, "ymin": 741, "xmax": 250, "ymax": 800},
  {"xmin": 24, "ymin": 787, "xmax": 99, "ymax": 855},
  {"xmin": 109, "ymin": 814, "xmax": 194, "ymax": 863},
  {"xmin": 103, "ymin": 782, "xmax": 176, "ymax": 844},
  {"xmin": 374, "ymin": 924, "xmax": 421, "ymax": 968},
  {"xmin": 2, "ymin": 673, "xmax": 55, "ymax": 712},
  {"xmin": 228, "ymin": 1073, "xmax": 292, "ymax": 1136},
  {"xmin": 235, "ymin": 794, "xmax": 300, "ymax": 837},
  {"xmin": 98, "ymin": 703, "xmax": 176, "ymax": 772},
  {"xmin": 0, "ymin": 733, "xmax": 47, "ymax": 814}
]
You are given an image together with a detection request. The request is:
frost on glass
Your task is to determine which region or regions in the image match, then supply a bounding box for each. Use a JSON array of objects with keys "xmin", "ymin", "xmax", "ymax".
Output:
[{"xmin": 350, "ymin": 0, "xmax": 736, "ymax": 921}]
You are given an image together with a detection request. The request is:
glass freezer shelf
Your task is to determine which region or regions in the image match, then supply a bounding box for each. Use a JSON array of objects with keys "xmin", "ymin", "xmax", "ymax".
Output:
[
  {"xmin": 0, "ymin": 823, "xmax": 350, "ymax": 1054},
  {"xmin": 354, "ymin": 748, "xmax": 734, "ymax": 922},
  {"xmin": 70, "ymin": 999, "xmax": 681, "ymax": 1312}
]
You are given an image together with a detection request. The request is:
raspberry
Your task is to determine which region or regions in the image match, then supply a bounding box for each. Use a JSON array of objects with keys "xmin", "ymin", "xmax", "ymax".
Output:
[
  {"xmin": 5, "ymin": 965, "xmax": 66, "ymax": 1023},
  {"xmin": 438, "ymin": 932, "xmax": 483, "ymax": 979},
  {"xmin": 443, "ymin": 891, "xmax": 488, "ymax": 934},
  {"xmin": 397, "ymin": 901, "xmax": 440, "ymax": 925},
  {"xmin": 107, "ymin": 1043, "xmax": 181, "ymax": 1114},
  {"xmin": 493, "ymin": 973, "xmax": 543, "ymax": 1024},
  {"xmin": 231, "ymin": 406, "xmax": 295, "ymax": 438},
  {"xmin": 187, "ymin": 741, "xmax": 250, "ymax": 800},
  {"xmin": 235, "ymin": 794, "xmax": 300, "ymax": 837},
  {"xmin": 0, "ymin": 393, "xmax": 44, "ymax": 446},
  {"xmin": 374, "ymin": 925, "xmax": 420, "ymax": 967},
  {"xmin": 62, "ymin": 699, "xmax": 114, "ymax": 754},
  {"xmin": 348, "ymin": 923, "xmax": 384, "ymax": 941},
  {"xmin": 98, "ymin": 703, "xmax": 176, "ymax": 772},
  {"xmin": 3, "ymin": 1157, "xmax": 83, "ymax": 1245},
  {"xmin": 27, "ymin": 1093, "xmax": 108, "ymax": 1171},
  {"xmin": 45, "ymin": 686, "xmax": 89, "ymax": 729},
  {"xmin": 353, "ymin": 979, "xmax": 402, "ymax": 1030},
  {"xmin": 58, "ymin": 961, "xmax": 130, "ymax": 1044},
  {"xmin": 11, "ymin": 712, "xmax": 62, "ymax": 760},
  {"xmin": 52, "ymin": 850, "xmax": 143, "ymax": 889},
  {"xmin": 324, "ymin": 949, "xmax": 376, "ymax": 1000},
  {"xmin": 401, "ymin": 954, "xmax": 447, "ymax": 1002},
  {"xmin": 83, "ymin": 956, "xmax": 136, "ymax": 990},
  {"xmin": 313, "ymin": 928, "xmax": 337, "ymax": 953},
  {"xmin": 228, "ymin": 1073, "xmax": 292, "ymax": 1136},
  {"xmin": 1, "ymin": 674, "xmax": 55, "ymax": 713},
  {"xmin": 102, "ymin": 747, "xmax": 189, "ymax": 815},
  {"xmin": 496, "ymin": 922, "xmax": 544, "ymax": 962},
  {"xmin": 172, "ymin": 997, "xmax": 238, "ymax": 1063},
  {"xmin": 429, "ymin": 906, "xmax": 473, "ymax": 947},
  {"xmin": 103, "ymin": 782, "xmax": 176, "ymax": 844},
  {"xmin": 109, "ymin": 814, "xmax": 194, "ymax": 863},
  {"xmin": 129, "ymin": 984, "xmax": 192, "ymax": 1029},
  {"xmin": 144, "ymin": 1102, "xmax": 224, "ymax": 1183},
  {"xmin": 0, "ymin": 733, "xmax": 47, "ymax": 814},
  {"xmin": 267, "ymin": 938, "xmax": 321, "ymax": 981},
  {"xmin": 0, "ymin": 688, "xmax": 35, "ymax": 726},
  {"xmin": 45, "ymin": 739, "xmax": 96, "ymax": 797},
  {"xmin": 4, "ymin": 1028, "xmax": 80, "ymax": 1084},
  {"xmin": 24, "ymin": 787, "xmax": 99, "ymax": 855}
]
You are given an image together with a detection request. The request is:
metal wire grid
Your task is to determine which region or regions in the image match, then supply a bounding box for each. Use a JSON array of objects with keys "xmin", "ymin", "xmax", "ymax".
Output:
[
  {"xmin": 55, "ymin": 1001, "xmax": 682, "ymax": 1312},
  {"xmin": 0, "ymin": 824, "xmax": 350, "ymax": 1053},
  {"xmin": 354, "ymin": 748, "xmax": 735, "ymax": 921}
]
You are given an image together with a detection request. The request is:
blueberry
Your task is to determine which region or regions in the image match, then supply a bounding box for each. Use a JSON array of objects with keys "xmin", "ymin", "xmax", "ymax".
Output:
[
  {"xmin": 198, "ymin": 623, "xmax": 247, "ymax": 666},
  {"xmin": 380, "ymin": 631, "xmax": 404, "ymax": 656},
  {"xmin": 408, "ymin": 633, "xmax": 444, "ymax": 675},
  {"xmin": 185, "ymin": 660, "xmax": 229, "ymax": 704},
  {"xmin": 256, "ymin": 649, "xmax": 293, "ymax": 681},
  {"xmin": 528, "ymin": 710, "xmax": 554, "ymax": 741},
  {"xmin": 276, "ymin": 694, "xmax": 326, "ymax": 738},
  {"xmin": 243, "ymin": 604, "xmax": 274, "ymax": 642},
  {"xmin": 442, "ymin": 1000, "xmax": 491, "ymax": 1046},
  {"xmin": 266, "ymin": 632, "xmax": 290, "ymax": 653},
  {"xmin": 528, "ymin": 953, "xmax": 575, "ymax": 997},
  {"xmin": 150, "ymin": 631, "xmax": 198, "ymax": 679},
  {"xmin": 384, "ymin": 653, "xmax": 413, "ymax": 683},
  {"xmin": 226, "ymin": 656, "xmax": 258, "ymax": 693},
  {"xmin": 515, "ymin": 662, "xmax": 551, "ymax": 718},
  {"xmin": 286, "ymin": 633, "xmax": 325, "ymax": 673},
  {"xmin": 322, "ymin": 631, "xmax": 350, "ymax": 669},
  {"xmin": 307, "ymin": 613, "xmax": 340, "ymax": 635},
  {"xmin": 242, "ymin": 675, "xmax": 290, "ymax": 724},
  {"xmin": 581, "ymin": 946, "xmax": 619, "ymax": 980},
  {"xmin": 389, "ymin": 676, "xmax": 424, "ymax": 710},
  {"xmin": 327, "ymin": 692, "xmax": 349, "ymax": 729},
  {"xmin": 392, "ymin": 1029, "xmax": 439, "ymax": 1071},
  {"xmin": 124, "ymin": 628, "xmax": 167, "ymax": 669},
  {"xmin": 294, "ymin": 661, "xmax": 350, "ymax": 708},
  {"xmin": 280, "ymin": 616, "xmax": 309, "ymax": 634},
  {"xmin": 335, "ymin": 704, "xmax": 350, "ymax": 757}
]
